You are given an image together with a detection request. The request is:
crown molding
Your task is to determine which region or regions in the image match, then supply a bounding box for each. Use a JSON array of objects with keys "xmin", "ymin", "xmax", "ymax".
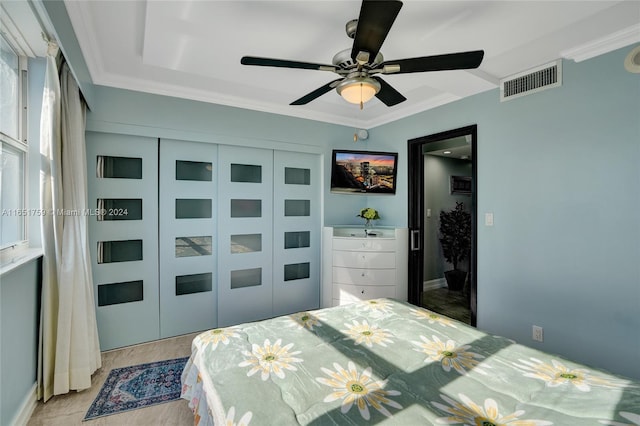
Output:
[{"xmin": 561, "ymin": 24, "xmax": 640, "ymax": 63}]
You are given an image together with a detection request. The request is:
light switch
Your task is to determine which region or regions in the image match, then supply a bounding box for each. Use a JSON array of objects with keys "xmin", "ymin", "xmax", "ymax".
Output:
[{"xmin": 485, "ymin": 212, "xmax": 494, "ymax": 226}]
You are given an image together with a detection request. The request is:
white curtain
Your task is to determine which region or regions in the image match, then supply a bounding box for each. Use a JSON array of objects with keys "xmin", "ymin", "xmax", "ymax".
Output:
[{"xmin": 38, "ymin": 43, "xmax": 101, "ymax": 402}]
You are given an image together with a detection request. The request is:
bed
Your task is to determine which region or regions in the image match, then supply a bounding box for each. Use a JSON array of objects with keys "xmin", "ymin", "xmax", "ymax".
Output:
[{"xmin": 181, "ymin": 298, "xmax": 639, "ymax": 425}]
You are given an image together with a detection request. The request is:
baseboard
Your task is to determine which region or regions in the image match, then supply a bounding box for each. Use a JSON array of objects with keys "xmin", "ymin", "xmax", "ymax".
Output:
[
  {"xmin": 10, "ymin": 382, "xmax": 37, "ymax": 426},
  {"xmin": 423, "ymin": 278, "xmax": 447, "ymax": 292}
]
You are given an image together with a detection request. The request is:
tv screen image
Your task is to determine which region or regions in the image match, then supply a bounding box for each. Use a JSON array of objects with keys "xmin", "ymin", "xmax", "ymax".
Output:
[{"xmin": 331, "ymin": 150, "xmax": 398, "ymax": 194}]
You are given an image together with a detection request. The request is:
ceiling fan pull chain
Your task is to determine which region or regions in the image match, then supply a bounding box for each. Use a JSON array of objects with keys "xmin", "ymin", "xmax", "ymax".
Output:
[{"xmin": 360, "ymin": 83, "xmax": 364, "ymax": 110}]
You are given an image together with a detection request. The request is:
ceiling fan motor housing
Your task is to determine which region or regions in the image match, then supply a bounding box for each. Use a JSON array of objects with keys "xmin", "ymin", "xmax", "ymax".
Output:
[{"xmin": 332, "ymin": 48, "xmax": 384, "ymax": 70}]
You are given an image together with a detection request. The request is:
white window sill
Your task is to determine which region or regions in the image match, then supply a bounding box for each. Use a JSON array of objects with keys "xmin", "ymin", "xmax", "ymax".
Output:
[{"xmin": 0, "ymin": 248, "xmax": 43, "ymax": 277}]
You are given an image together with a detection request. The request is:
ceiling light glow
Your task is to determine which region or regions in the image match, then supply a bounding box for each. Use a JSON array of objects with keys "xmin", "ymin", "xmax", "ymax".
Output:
[{"xmin": 337, "ymin": 76, "xmax": 381, "ymax": 109}]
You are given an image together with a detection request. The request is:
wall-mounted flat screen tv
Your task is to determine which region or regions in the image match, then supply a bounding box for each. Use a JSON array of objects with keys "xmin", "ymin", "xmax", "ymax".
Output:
[{"xmin": 331, "ymin": 149, "xmax": 398, "ymax": 194}]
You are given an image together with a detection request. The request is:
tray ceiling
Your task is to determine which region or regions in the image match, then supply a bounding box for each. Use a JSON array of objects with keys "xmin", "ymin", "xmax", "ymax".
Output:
[{"xmin": 64, "ymin": 0, "xmax": 640, "ymax": 128}]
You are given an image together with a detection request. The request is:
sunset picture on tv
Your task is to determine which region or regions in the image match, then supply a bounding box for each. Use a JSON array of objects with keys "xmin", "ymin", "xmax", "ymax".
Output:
[{"xmin": 331, "ymin": 150, "xmax": 397, "ymax": 194}]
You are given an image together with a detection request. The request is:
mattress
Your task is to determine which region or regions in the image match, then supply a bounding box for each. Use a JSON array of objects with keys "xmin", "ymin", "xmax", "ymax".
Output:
[{"xmin": 181, "ymin": 298, "xmax": 639, "ymax": 425}]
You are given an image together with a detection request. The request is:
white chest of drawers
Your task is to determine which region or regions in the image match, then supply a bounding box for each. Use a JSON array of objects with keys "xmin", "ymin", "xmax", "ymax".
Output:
[{"xmin": 322, "ymin": 227, "xmax": 408, "ymax": 307}]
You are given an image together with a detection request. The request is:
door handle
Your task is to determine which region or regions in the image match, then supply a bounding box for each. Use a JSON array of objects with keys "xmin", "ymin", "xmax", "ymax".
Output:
[
  {"xmin": 97, "ymin": 241, "xmax": 104, "ymax": 264},
  {"xmin": 410, "ymin": 229, "xmax": 420, "ymax": 251}
]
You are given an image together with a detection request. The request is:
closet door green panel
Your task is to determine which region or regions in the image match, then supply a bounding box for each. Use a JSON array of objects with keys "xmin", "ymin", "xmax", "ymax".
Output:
[
  {"xmin": 159, "ymin": 139, "xmax": 217, "ymax": 338},
  {"xmin": 217, "ymin": 146, "xmax": 273, "ymax": 327},
  {"xmin": 86, "ymin": 132, "xmax": 159, "ymax": 350},
  {"xmin": 272, "ymin": 151, "xmax": 321, "ymax": 316}
]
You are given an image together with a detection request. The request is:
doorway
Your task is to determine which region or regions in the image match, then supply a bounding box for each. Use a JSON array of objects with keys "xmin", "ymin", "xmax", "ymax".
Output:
[{"xmin": 407, "ymin": 125, "xmax": 477, "ymax": 326}]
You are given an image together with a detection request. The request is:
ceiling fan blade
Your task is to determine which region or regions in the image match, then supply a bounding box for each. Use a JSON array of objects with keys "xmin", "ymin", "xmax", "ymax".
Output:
[
  {"xmin": 290, "ymin": 79, "xmax": 344, "ymax": 105},
  {"xmin": 372, "ymin": 77, "xmax": 406, "ymax": 106},
  {"xmin": 351, "ymin": 0, "xmax": 403, "ymax": 62},
  {"xmin": 380, "ymin": 50, "xmax": 485, "ymax": 74},
  {"xmin": 241, "ymin": 56, "xmax": 336, "ymax": 72}
]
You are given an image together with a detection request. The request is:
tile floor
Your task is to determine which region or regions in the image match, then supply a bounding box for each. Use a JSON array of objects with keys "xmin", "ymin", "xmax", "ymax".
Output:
[
  {"xmin": 27, "ymin": 333, "xmax": 199, "ymax": 426},
  {"xmin": 422, "ymin": 287, "xmax": 472, "ymax": 324}
]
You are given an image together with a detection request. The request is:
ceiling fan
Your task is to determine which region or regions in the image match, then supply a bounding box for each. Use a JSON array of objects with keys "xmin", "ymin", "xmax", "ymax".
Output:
[{"xmin": 240, "ymin": 0, "xmax": 484, "ymax": 109}]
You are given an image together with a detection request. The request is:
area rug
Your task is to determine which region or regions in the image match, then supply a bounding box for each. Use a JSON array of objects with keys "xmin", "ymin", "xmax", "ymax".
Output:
[{"xmin": 83, "ymin": 357, "xmax": 189, "ymax": 421}]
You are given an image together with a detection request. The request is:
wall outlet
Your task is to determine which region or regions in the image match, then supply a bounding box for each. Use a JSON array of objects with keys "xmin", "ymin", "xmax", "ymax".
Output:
[
  {"xmin": 532, "ymin": 325, "xmax": 544, "ymax": 342},
  {"xmin": 485, "ymin": 212, "xmax": 494, "ymax": 226}
]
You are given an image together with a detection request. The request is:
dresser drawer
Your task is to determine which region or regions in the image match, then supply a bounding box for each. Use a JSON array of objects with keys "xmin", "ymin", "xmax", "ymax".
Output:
[
  {"xmin": 332, "ymin": 251, "xmax": 396, "ymax": 269},
  {"xmin": 333, "ymin": 283, "xmax": 396, "ymax": 304},
  {"xmin": 333, "ymin": 266, "xmax": 395, "ymax": 286},
  {"xmin": 333, "ymin": 238, "xmax": 396, "ymax": 252}
]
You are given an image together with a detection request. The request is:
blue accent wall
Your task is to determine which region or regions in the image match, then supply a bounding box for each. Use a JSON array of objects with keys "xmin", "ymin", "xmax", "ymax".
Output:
[{"xmin": 364, "ymin": 47, "xmax": 640, "ymax": 379}]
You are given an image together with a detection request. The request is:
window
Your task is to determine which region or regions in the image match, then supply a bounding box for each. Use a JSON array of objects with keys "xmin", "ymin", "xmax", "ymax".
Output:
[{"xmin": 0, "ymin": 34, "xmax": 28, "ymax": 252}]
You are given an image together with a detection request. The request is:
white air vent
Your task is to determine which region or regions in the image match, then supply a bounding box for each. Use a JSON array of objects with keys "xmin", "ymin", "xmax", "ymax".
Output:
[{"xmin": 500, "ymin": 60, "xmax": 562, "ymax": 101}]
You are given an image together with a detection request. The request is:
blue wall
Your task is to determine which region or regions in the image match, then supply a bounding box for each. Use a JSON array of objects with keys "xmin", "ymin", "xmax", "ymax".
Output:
[
  {"xmin": 0, "ymin": 259, "xmax": 40, "ymax": 425},
  {"xmin": 75, "ymin": 47, "xmax": 640, "ymax": 380},
  {"xmin": 81, "ymin": 47, "xmax": 640, "ymax": 380},
  {"xmin": 84, "ymin": 84, "xmax": 378, "ymax": 227},
  {"xmin": 364, "ymin": 47, "xmax": 640, "ymax": 379},
  {"xmin": 0, "ymin": 57, "xmax": 45, "ymax": 425},
  {"xmin": 423, "ymin": 156, "xmax": 473, "ymax": 281},
  {"xmin": 38, "ymin": 0, "xmax": 640, "ymax": 382}
]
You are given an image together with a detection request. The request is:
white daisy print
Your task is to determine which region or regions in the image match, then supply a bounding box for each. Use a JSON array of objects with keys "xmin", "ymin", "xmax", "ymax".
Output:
[
  {"xmin": 288, "ymin": 311, "xmax": 324, "ymax": 331},
  {"xmin": 431, "ymin": 393, "xmax": 552, "ymax": 425},
  {"xmin": 224, "ymin": 406, "xmax": 253, "ymax": 426},
  {"xmin": 316, "ymin": 361, "xmax": 402, "ymax": 420},
  {"xmin": 342, "ymin": 320, "xmax": 394, "ymax": 347},
  {"xmin": 412, "ymin": 335, "xmax": 489, "ymax": 375},
  {"xmin": 600, "ymin": 411, "xmax": 640, "ymax": 426},
  {"xmin": 238, "ymin": 338, "xmax": 302, "ymax": 381},
  {"xmin": 409, "ymin": 308, "xmax": 458, "ymax": 328},
  {"xmin": 199, "ymin": 327, "xmax": 241, "ymax": 350},
  {"xmin": 360, "ymin": 299, "xmax": 394, "ymax": 314},
  {"xmin": 513, "ymin": 358, "xmax": 627, "ymax": 392}
]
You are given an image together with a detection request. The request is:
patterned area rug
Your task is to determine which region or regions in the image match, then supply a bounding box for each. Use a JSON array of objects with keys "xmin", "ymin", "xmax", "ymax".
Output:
[{"xmin": 84, "ymin": 357, "xmax": 189, "ymax": 421}]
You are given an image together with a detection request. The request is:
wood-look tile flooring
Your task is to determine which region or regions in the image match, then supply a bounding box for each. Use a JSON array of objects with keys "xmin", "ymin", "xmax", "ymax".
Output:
[{"xmin": 27, "ymin": 333, "xmax": 199, "ymax": 426}]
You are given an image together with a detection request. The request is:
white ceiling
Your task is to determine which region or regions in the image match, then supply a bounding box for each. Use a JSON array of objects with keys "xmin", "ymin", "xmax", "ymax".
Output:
[{"xmin": 63, "ymin": 0, "xmax": 640, "ymax": 129}]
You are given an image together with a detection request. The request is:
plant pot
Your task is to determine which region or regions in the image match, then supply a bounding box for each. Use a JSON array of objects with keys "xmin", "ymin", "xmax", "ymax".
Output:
[{"xmin": 444, "ymin": 269, "xmax": 467, "ymax": 291}]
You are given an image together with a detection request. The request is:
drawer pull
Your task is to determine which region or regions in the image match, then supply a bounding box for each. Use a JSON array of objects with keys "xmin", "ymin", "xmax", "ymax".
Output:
[
  {"xmin": 361, "ymin": 272, "xmax": 366, "ymax": 277},
  {"xmin": 361, "ymin": 289, "xmax": 365, "ymax": 294}
]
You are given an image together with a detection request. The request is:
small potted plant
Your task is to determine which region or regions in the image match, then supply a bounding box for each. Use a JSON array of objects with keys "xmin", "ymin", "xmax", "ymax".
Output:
[
  {"xmin": 439, "ymin": 202, "xmax": 471, "ymax": 291},
  {"xmin": 357, "ymin": 207, "xmax": 380, "ymax": 228}
]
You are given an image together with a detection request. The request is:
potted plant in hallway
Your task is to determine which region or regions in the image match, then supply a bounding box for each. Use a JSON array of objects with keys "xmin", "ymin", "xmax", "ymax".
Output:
[{"xmin": 439, "ymin": 202, "xmax": 471, "ymax": 291}]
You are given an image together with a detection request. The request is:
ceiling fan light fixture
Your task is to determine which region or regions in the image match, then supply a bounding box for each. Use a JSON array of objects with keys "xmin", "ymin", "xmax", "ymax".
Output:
[{"xmin": 337, "ymin": 76, "xmax": 381, "ymax": 107}]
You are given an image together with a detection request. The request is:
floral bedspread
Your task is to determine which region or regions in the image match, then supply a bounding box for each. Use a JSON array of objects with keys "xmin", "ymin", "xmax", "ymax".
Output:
[{"xmin": 181, "ymin": 298, "xmax": 639, "ymax": 425}]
